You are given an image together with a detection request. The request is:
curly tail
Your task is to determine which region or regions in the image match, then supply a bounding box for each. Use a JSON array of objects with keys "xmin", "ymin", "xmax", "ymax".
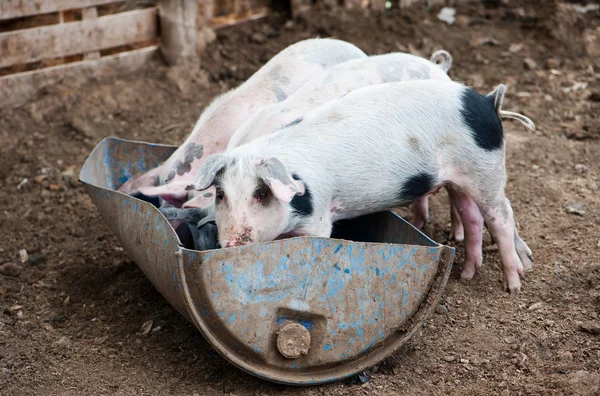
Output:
[
  {"xmin": 429, "ymin": 50, "xmax": 453, "ymax": 73},
  {"xmin": 488, "ymin": 84, "xmax": 536, "ymax": 130}
]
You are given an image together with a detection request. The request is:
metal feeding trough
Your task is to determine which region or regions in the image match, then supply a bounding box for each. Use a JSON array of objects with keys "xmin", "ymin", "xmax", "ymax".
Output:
[{"xmin": 79, "ymin": 137, "xmax": 455, "ymax": 385}]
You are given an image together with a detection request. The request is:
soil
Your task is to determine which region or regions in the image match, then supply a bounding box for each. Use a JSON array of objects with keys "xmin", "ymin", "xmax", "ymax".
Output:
[{"xmin": 1, "ymin": 1, "xmax": 600, "ymax": 395}]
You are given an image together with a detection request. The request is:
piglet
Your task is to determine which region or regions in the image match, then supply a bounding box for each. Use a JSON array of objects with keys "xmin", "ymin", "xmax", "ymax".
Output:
[
  {"xmin": 225, "ymin": 50, "xmax": 453, "ymax": 150},
  {"xmin": 118, "ymin": 38, "xmax": 367, "ymax": 208},
  {"xmin": 189, "ymin": 80, "xmax": 535, "ymax": 293},
  {"xmin": 220, "ymin": 49, "xmax": 464, "ymax": 241}
]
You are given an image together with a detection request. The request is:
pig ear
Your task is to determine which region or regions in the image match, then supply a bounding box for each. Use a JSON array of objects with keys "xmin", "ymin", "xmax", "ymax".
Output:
[
  {"xmin": 187, "ymin": 154, "xmax": 227, "ymax": 191},
  {"xmin": 138, "ymin": 182, "xmax": 189, "ymax": 206},
  {"xmin": 255, "ymin": 157, "xmax": 305, "ymax": 203}
]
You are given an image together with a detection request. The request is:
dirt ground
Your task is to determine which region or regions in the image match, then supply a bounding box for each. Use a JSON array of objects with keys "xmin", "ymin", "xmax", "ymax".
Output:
[{"xmin": 1, "ymin": 1, "xmax": 600, "ymax": 395}]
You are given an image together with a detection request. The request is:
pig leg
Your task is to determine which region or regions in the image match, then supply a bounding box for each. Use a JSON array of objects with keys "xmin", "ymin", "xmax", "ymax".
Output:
[
  {"xmin": 449, "ymin": 201, "xmax": 465, "ymax": 242},
  {"xmin": 511, "ymin": 212, "xmax": 534, "ymax": 272},
  {"xmin": 447, "ymin": 187, "xmax": 483, "ymax": 280},
  {"xmin": 410, "ymin": 197, "xmax": 429, "ymax": 229},
  {"xmin": 477, "ymin": 196, "xmax": 525, "ymax": 294}
]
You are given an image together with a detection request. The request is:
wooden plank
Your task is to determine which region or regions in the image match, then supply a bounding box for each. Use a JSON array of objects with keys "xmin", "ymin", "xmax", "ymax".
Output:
[
  {"xmin": 0, "ymin": 8, "xmax": 158, "ymax": 69},
  {"xmin": 0, "ymin": 45, "xmax": 158, "ymax": 109},
  {"xmin": 0, "ymin": 0, "xmax": 120, "ymax": 20},
  {"xmin": 208, "ymin": 7, "xmax": 268, "ymax": 29},
  {"xmin": 82, "ymin": 7, "xmax": 101, "ymax": 61}
]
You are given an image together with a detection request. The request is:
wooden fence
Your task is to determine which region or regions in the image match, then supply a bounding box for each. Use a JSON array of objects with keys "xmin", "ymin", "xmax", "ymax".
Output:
[
  {"xmin": 0, "ymin": 0, "xmax": 421, "ymax": 108},
  {"xmin": 0, "ymin": 0, "xmax": 270, "ymax": 108}
]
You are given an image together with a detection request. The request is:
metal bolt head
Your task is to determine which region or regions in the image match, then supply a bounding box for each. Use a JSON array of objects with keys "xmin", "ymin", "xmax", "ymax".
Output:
[{"xmin": 276, "ymin": 322, "xmax": 311, "ymax": 359}]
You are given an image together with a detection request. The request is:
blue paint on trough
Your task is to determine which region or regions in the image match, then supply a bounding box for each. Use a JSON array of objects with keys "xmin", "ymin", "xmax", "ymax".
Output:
[{"xmin": 79, "ymin": 137, "xmax": 455, "ymax": 386}]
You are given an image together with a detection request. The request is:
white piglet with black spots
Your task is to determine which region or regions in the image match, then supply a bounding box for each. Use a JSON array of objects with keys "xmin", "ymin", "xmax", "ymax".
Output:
[
  {"xmin": 190, "ymin": 80, "xmax": 535, "ymax": 293},
  {"xmin": 118, "ymin": 38, "xmax": 367, "ymax": 207}
]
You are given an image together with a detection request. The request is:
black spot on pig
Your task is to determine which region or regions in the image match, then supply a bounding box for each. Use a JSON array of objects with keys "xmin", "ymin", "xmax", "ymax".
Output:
[
  {"xmin": 291, "ymin": 174, "xmax": 313, "ymax": 216},
  {"xmin": 272, "ymin": 85, "xmax": 287, "ymax": 102},
  {"xmin": 282, "ymin": 117, "xmax": 303, "ymax": 129},
  {"xmin": 279, "ymin": 75, "xmax": 291, "ymax": 86},
  {"xmin": 203, "ymin": 192, "xmax": 213, "ymax": 198},
  {"xmin": 399, "ymin": 173, "xmax": 435, "ymax": 203},
  {"xmin": 166, "ymin": 170, "xmax": 176, "ymax": 183},
  {"xmin": 176, "ymin": 143, "xmax": 204, "ymax": 176},
  {"xmin": 461, "ymin": 88, "xmax": 503, "ymax": 151},
  {"xmin": 269, "ymin": 64, "xmax": 282, "ymax": 80}
]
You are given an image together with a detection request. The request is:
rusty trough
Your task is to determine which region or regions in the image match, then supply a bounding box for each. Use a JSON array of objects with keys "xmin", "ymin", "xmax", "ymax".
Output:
[{"xmin": 79, "ymin": 137, "xmax": 455, "ymax": 385}]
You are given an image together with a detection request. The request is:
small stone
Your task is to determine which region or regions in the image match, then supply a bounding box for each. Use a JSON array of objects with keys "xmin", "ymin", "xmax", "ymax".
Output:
[
  {"xmin": 575, "ymin": 164, "xmax": 588, "ymax": 174},
  {"xmin": 437, "ymin": 7, "xmax": 456, "ymax": 25},
  {"xmin": 435, "ymin": 304, "xmax": 449, "ymax": 315},
  {"xmin": 509, "ymin": 43, "xmax": 523, "ymax": 53},
  {"xmin": 249, "ymin": 32, "xmax": 267, "ymax": 44},
  {"xmin": 528, "ymin": 302, "xmax": 543, "ymax": 311},
  {"xmin": 141, "ymin": 320, "xmax": 153, "ymax": 335},
  {"xmin": 567, "ymin": 204, "xmax": 586, "ymax": 216},
  {"xmin": 55, "ymin": 336, "xmax": 71, "ymax": 347},
  {"xmin": 500, "ymin": 389, "xmax": 510, "ymax": 396},
  {"xmin": 284, "ymin": 20, "xmax": 295, "ymax": 30},
  {"xmin": 442, "ymin": 355, "xmax": 456, "ymax": 362},
  {"xmin": 28, "ymin": 253, "xmax": 47, "ymax": 267},
  {"xmin": 0, "ymin": 263, "xmax": 21, "ymax": 277},
  {"xmin": 94, "ymin": 336, "xmax": 108, "ymax": 346},
  {"xmin": 524, "ymin": 58, "xmax": 538, "ymax": 70},
  {"xmin": 460, "ymin": 358, "xmax": 469, "ymax": 364},
  {"xmin": 18, "ymin": 249, "xmax": 28, "ymax": 264},
  {"xmin": 100, "ymin": 348, "xmax": 109, "ymax": 357},
  {"xmin": 579, "ymin": 321, "xmax": 600, "ymax": 335}
]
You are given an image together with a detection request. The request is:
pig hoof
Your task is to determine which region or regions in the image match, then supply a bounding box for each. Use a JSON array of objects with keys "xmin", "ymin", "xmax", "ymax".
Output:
[
  {"xmin": 450, "ymin": 228, "xmax": 465, "ymax": 243},
  {"xmin": 503, "ymin": 278, "xmax": 522, "ymax": 294},
  {"xmin": 460, "ymin": 266, "xmax": 477, "ymax": 280}
]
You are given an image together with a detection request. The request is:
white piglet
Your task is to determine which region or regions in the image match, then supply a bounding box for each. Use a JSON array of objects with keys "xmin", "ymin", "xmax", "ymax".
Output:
[
  {"xmin": 118, "ymin": 38, "xmax": 367, "ymax": 207},
  {"xmin": 189, "ymin": 80, "xmax": 535, "ymax": 293},
  {"xmin": 224, "ymin": 50, "xmax": 452, "ymax": 151},
  {"xmin": 218, "ymin": 49, "xmax": 464, "ymax": 243}
]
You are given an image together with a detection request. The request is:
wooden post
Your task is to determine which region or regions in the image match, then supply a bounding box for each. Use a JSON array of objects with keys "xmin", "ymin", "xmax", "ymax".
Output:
[
  {"xmin": 82, "ymin": 7, "xmax": 101, "ymax": 60},
  {"xmin": 159, "ymin": 0, "xmax": 199, "ymax": 66}
]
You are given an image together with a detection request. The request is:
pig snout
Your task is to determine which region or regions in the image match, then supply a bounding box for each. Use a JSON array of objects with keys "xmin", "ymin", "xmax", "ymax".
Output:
[{"xmin": 223, "ymin": 227, "xmax": 254, "ymax": 248}]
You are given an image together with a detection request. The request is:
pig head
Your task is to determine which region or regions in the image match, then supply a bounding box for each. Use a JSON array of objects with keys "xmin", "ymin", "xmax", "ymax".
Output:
[{"xmin": 189, "ymin": 154, "xmax": 305, "ymax": 247}]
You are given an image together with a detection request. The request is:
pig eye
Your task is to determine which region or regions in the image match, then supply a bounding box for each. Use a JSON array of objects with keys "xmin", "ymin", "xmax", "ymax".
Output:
[
  {"xmin": 215, "ymin": 186, "xmax": 225, "ymax": 202},
  {"xmin": 253, "ymin": 187, "xmax": 270, "ymax": 205}
]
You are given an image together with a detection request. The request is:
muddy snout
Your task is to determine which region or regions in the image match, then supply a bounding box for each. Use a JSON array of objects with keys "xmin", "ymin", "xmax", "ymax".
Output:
[{"xmin": 224, "ymin": 227, "xmax": 253, "ymax": 247}]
